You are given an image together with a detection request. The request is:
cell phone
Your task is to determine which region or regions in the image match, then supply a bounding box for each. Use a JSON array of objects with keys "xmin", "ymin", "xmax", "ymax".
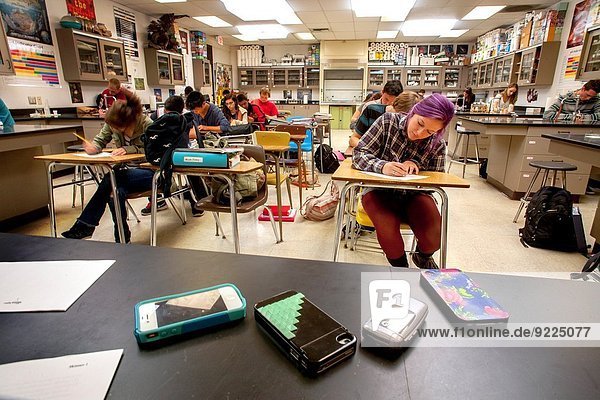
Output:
[
  {"xmin": 134, "ymin": 283, "xmax": 246, "ymax": 344},
  {"xmin": 420, "ymin": 269, "xmax": 509, "ymax": 323},
  {"xmin": 254, "ymin": 290, "xmax": 356, "ymax": 375},
  {"xmin": 362, "ymin": 298, "xmax": 428, "ymax": 347}
]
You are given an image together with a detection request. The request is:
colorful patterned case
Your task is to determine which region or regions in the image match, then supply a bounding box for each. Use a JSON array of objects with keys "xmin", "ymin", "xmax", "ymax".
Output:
[{"xmin": 420, "ymin": 269, "xmax": 509, "ymax": 322}]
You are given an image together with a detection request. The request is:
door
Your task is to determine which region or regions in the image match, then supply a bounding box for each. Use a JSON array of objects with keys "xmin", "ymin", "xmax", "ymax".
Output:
[
  {"xmin": 100, "ymin": 41, "xmax": 127, "ymax": 81},
  {"xmin": 171, "ymin": 55, "xmax": 184, "ymax": 84},
  {"xmin": 330, "ymin": 106, "xmax": 341, "ymax": 129},
  {"xmin": 470, "ymin": 65, "xmax": 478, "ymax": 87},
  {"xmin": 501, "ymin": 56, "xmax": 513, "ymax": 84},
  {"xmin": 75, "ymin": 36, "xmax": 104, "ymax": 81},
  {"xmin": 386, "ymin": 68, "xmax": 403, "ymax": 82},
  {"xmin": 340, "ymin": 106, "xmax": 354, "ymax": 129},
  {"xmin": 157, "ymin": 53, "xmax": 171, "ymax": 85}
]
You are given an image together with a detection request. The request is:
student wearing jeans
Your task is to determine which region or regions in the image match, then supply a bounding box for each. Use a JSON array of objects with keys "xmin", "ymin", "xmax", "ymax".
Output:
[
  {"xmin": 353, "ymin": 94, "xmax": 455, "ymax": 269},
  {"xmin": 62, "ymin": 91, "xmax": 153, "ymax": 243}
]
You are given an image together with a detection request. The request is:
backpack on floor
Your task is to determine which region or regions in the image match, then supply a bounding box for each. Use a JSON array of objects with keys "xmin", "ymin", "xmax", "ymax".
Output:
[
  {"xmin": 141, "ymin": 112, "xmax": 189, "ymax": 196},
  {"xmin": 314, "ymin": 144, "xmax": 340, "ymax": 173},
  {"xmin": 519, "ymin": 186, "xmax": 577, "ymax": 252}
]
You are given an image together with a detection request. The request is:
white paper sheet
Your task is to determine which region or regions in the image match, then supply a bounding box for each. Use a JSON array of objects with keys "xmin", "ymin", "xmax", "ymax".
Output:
[
  {"xmin": 0, "ymin": 260, "xmax": 115, "ymax": 312},
  {"xmin": 0, "ymin": 349, "xmax": 123, "ymax": 400},
  {"xmin": 361, "ymin": 171, "xmax": 429, "ymax": 181},
  {"xmin": 73, "ymin": 152, "xmax": 113, "ymax": 158}
]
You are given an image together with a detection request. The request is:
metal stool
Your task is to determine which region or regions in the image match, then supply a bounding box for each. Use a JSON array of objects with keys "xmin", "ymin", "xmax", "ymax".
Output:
[
  {"xmin": 447, "ymin": 127, "xmax": 481, "ymax": 178},
  {"xmin": 513, "ymin": 160, "xmax": 577, "ymax": 222}
]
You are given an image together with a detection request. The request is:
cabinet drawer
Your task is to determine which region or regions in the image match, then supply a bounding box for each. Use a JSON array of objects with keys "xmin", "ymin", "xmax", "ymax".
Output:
[
  {"xmin": 520, "ymin": 155, "xmax": 592, "ymax": 175},
  {"xmin": 523, "ymin": 137, "xmax": 550, "ymax": 154},
  {"xmin": 516, "ymin": 172, "xmax": 589, "ymax": 195}
]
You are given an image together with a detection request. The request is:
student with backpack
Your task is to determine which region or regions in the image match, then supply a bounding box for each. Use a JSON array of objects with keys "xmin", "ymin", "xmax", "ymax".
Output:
[{"xmin": 61, "ymin": 91, "xmax": 154, "ymax": 243}]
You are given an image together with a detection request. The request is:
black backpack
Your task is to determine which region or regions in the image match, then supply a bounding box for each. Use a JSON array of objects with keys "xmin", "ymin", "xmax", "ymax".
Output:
[
  {"xmin": 141, "ymin": 112, "xmax": 189, "ymax": 196},
  {"xmin": 314, "ymin": 144, "xmax": 340, "ymax": 174},
  {"xmin": 519, "ymin": 186, "xmax": 577, "ymax": 252}
]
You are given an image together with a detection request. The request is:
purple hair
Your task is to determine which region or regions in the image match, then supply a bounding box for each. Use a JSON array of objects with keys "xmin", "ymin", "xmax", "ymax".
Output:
[{"xmin": 406, "ymin": 93, "xmax": 455, "ymax": 138}]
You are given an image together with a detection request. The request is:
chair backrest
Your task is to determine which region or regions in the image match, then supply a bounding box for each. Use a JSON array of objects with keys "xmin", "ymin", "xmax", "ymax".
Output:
[
  {"xmin": 273, "ymin": 124, "xmax": 306, "ymax": 136},
  {"xmin": 254, "ymin": 130, "xmax": 291, "ymax": 147}
]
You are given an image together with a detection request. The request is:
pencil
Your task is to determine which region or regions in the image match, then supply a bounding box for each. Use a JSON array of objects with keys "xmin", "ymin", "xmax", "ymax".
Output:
[{"xmin": 72, "ymin": 132, "xmax": 92, "ymax": 145}]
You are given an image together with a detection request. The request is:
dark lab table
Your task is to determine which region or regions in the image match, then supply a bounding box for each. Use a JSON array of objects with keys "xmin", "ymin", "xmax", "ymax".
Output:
[{"xmin": 0, "ymin": 233, "xmax": 598, "ymax": 400}]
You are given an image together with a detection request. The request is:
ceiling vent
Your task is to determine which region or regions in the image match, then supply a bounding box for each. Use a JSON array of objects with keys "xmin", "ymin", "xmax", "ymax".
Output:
[
  {"xmin": 311, "ymin": 28, "xmax": 330, "ymax": 32},
  {"xmin": 499, "ymin": 4, "xmax": 545, "ymax": 13}
]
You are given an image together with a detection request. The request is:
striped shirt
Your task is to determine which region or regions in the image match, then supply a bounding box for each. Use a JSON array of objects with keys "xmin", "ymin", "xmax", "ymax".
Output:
[
  {"xmin": 353, "ymin": 113, "xmax": 446, "ymax": 174},
  {"xmin": 543, "ymin": 91, "xmax": 600, "ymax": 121},
  {"xmin": 355, "ymin": 103, "xmax": 388, "ymax": 136}
]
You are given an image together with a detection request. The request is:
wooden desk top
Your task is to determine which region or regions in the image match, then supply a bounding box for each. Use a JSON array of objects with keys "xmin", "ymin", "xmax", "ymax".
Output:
[
  {"xmin": 34, "ymin": 152, "xmax": 145, "ymax": 165},
  {"xmin": 139, "ymin": 160, "xmax": 263, "ymax": 175},
  {"xmin": 332, "ymin": 159, "xmax": 470, "ymax": 188}
]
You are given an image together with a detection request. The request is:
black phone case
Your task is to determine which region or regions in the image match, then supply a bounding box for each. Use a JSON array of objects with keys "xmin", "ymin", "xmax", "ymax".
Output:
[{"xmin": 254, "ymin": 290, "xmax": 356, "ymax": 375}]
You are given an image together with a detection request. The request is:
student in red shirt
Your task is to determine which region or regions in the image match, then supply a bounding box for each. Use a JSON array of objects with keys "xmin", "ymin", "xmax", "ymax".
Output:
[
  {"xmin": 99, "ymin": 78, "xmax": 127, "ymax": 112},
  {"xmin": 251, "ymin": 87, "xmax": 279, "ymax": 119}
]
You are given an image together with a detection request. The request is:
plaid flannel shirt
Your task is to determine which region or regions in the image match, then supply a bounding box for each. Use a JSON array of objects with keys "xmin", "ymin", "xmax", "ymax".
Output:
[{"xmin": 352, "ymin": 113, "xmax": 446, "ymax": 173}]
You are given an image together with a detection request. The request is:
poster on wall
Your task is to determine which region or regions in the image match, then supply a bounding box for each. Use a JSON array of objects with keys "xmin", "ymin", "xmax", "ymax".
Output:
[
  {"xmin": 114, "ymin": 6, "xmax": 139, "ymax": 59},
  {"xmin": 214, "ymin": 63, "xmax": 232, "ymax": 88},
  {"xmin": 69, "ymin": 82, "xmax": 84, "ymax": 103},
  {"xmin": 179, "ymin": 30, "xmax": 188, "ymax": 54},
  {"xmin": 134, "ymin": 77, "xmax": 145, "ymax": 90},
  {"xmin": 66, "ymin": 0, "xmax": 96, "ymax": 22},
  {"xmin": 190, "ymin": 31, "xmax": 207, "ymax": 59},
  {"xmin": 168, "ymin": 89, "xmax": 176, "ymax": 97},
  {"xmin": 154, "ymin": 88, "xmax": 162, "ymax": 102},
  {"xmin": 4, "ymin": 38, "xmax": 59, "ymax": 87},
  {"xmin": 568, "ymin": 0, "xmax": 591, "ymax": 48},
  {"xmin": 0, "ymin": 0, "xmax": 52, "ymax": 44}
]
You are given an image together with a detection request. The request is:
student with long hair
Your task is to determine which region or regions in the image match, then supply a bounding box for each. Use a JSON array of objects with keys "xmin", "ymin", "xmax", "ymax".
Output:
[
  {"xmin": 353, "ymin": 94, "xmax": 455, "ymax": 269},
  {"xmin": 62, "ymin": 91, "xmax": 154, "ymax": 243},
  {"xmin": 494, "ymin": 83, "xmax": 518, "ymax": 113},
  {"xmin": 221, "ymin": 93, "xmax": 248, "ymax": 125},
  {"xmin": 462, "ymin": 87, "xmax": 475, "ymax": 111}
]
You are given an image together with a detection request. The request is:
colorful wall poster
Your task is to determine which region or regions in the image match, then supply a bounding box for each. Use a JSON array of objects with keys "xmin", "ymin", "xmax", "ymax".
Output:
[
  {"xmin": 5, "ymin": 38, "xmax": 59, "ymax": 87},
  {"xmin": 190, "ymin": 31, "xmax": 207, "ymax": 59},
  {"xmin": 214, "ymin": 63, "xmax": 232, "ymax": 88},
  {"xmin": 153, "ymin": 88, "xmax": 162, "ymax": 102},
  {"xmin": 564, "ymin": 54, "xmax": 581, "ymax": 79},
  {"xmin": 69, "ymin": 82, "xmax": 84, "ymax": 103},
  {"xmin": 66, "ymin": 0, "xmax": 96, "ymax": 21},
  {"xmin": 0, "ymin": 0, "xmax": 52, "ymax": 44},
  {"xmin": 568, "ymin": 0, "xmax": 591, "ymax": 48}
]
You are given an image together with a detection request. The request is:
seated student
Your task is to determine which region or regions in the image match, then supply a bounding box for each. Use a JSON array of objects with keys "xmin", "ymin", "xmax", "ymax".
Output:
[
  {"xmin": 62, "ymin": 91, "xmax": 154, "ymax": 243},
  {"xmin": 350, "ymin": 92, "xmax": 381, "ymax": 131},
  {"xmin": 543, "ymin": 79, "xmax": 600, "ymax": 121},
  {"xmin": 139, "ymin": 95, "xmax": 205, "ymax": 218},
  {"xmin": 494, "ymin": 83, "xmax": 518, "ymax": 114},
  {"xmin": 237, "ymin": 93, "xmax": 267, "ymax": 130},
  {"xmin": 0, "ymin": 97, "xmax": 15, "ymax": 127},
  {"xmin": 222, "ymin": 93, "xmax": 248, "ymax": 126},
  {"xmin": 251, "ymin": 87, "xmax": 278, "ymax": 119},
  {"xmin": 186, "ymin": 91, "xmax": 229, "ymax": 139},
  {"xmin": 99, "ymin": 78, "xmax": 127, "ymax": 114},
  {"xmin": 349, "ymin": 91, "xmax": 421, "ymax": 148},
  {"xmin": 353, "ymin": 94, "xmax": 455, "ymax": 269}
]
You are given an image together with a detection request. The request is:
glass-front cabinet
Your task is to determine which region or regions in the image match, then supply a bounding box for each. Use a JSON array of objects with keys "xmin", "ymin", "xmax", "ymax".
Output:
[
  {"xmin": 477, "ymin": 61, "xmax": 493, "ymax": 88},
  {"xmin": 145, "ymin": 48, "xmax": 185, "ymax": 86},
  {"xmin": 239, "ymin": 68, "xmax": 253, "ymax": 87},
  {"xmin": 272, "ymin": 68, "xmax": 286, "ymax": 86},
  {"xmin": 443, "ymin": 67, "xmax": 461, "ymax": 89},
  {"xmin": 171, "ymin": 56, "xmax": 184, "ymax": 84},
  {"xmin": 56, "ymin": 29, "xmax": 128, "ymax": 82},
  {"xmin": 254, "ymin": 68, "xmax": 269, "ymax": 87},
  {"xmin": 493, "ymin": 58, "xmax": 504, "ymax": 86},
  {"xmin": 287, "ymin": 68, "xmax": 303, "ymax": 87},
  {"xmin": 423, "ymin": 68, "xmax": 441, "ymax": 88},
  {"xmin": 368, "ymin": 67, "xmax": 385, "ymax": 90},
  {"xmin": 156, "ymin": 53, "xmax": 171, "ymax": 85},
  {"xmin": 405, "ymin": 68, "xmax": 423, "ymax": 89},
  {"xmin": 386, "ymin": 68, "xmax": 403, "ymax": 82},
  {"xmin": 470, "ymin": 65, "xmax": 479, "ymax": 87},
  {"xmin": 304, "ymin": 67, "xmax": 320, "ymax": 88},
  {"xmin": 0, "ymin": 22, "xmax": 13, "ymax": 75},
  {"xmin": 577, "ymin": 26, "xmax": 600, "ymax": 80},
  {"xmin": 517, "ymin": 48, "xmax": 538, "ymax": 85}
]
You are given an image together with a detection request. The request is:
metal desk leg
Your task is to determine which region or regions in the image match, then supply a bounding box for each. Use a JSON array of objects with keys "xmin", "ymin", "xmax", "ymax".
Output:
[
  {"xmin": 274, "ymin": 153, "xmax": 283, "ymax": 242},
  {"xmin": 219, "ymin": 174, "xmax": 240, "ymax": 254},
  {"xmin": 150, "ymin": 170, "xmax": 160, "ymax": 246},
  {"xmin": 297, "ymin": 147, "xmax": 303, "ymax": 206},
  {"xmin": 108, "ymin": 168, "xmax": 125, "ymax": 244},
  {"xmin": 46, "ymin": 162, "xmax": 57, "ymax": 237},
  {"xmin": 432, "ymin": 187, "xmax": 449, "ymax": 269},
  {"xmin": 333, "ymin": 182, "xmax": 353, "ymax": 261}
]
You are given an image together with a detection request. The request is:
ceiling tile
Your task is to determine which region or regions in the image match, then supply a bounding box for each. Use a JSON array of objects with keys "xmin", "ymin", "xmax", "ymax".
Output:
[
  {"xmin": 329, "ymin": 22, "xmax": 355, "ymax": 32},
  {"xmin": 305, "ymin": 22, "xmax": 331, "ymax": 29},
  {"xmin": 355, "ymin": 30, "xmax": 377, "ymax": 39},
  {"xmin": 407, "ymin": 6, "xmax": 473, "ymax": 20},
  {"xmin": 352, "ymin": 16, "xmax": 381, "ymax": 23},
  {"xmin": 193, "ymin": 0, "xmax": 229, "ymax": 14},
  {"xmin": 324, "ymin": 10, "xmax": 354, "ymax": 21},
  {"xmin": 319, "ymin": 0, "xmax": 352, "ymax": 11},
  {"xmin": 313, "ymin": 31, "xmax": 336, "ymax": 40},
  {"xmin": 375, "ymin": 21, "xmax": 401, "ymax": 31},
  {"xmin": 287, "ymin": 0, "xmax": 323, "ymax": 12},
  {"xmin": 335, "ymin": 32, "xmax": 357, "ymax": 40},
  {"xmin": 297, "ymin": 11, "xmax": 329, "ymax": 23}
]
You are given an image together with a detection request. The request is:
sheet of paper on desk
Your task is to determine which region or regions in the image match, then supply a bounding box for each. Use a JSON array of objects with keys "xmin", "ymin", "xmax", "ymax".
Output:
[
  {"xmin": 0, "ymin": 260, "xmax": 115, "ymax": 312},
  {"xmin": 362, "ymin": 171, "xmax": 429, "ymax": 181},
  {"xmin": 0, "ymin": 349, "xmax": 123, "ymax": 400},
  {"xmin": 73, "ymin": 152, "xmax": 113, "ymax": 158}
]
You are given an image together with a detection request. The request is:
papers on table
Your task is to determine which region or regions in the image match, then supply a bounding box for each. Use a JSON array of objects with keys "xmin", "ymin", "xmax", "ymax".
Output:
[
  {"xmin": 73, "ymin": 152, "xmax": 113, "ymax": 158},
  {"xmin": 0, "ymin": 260, "xmax": 115, "ymax": 312},
  {"xmin": 361, "ymin": 171, "xmax": 429, "ymax": 181},
  {"xmin": 0, "ymin": 349, "xmax": 123, "ymax": 400}
]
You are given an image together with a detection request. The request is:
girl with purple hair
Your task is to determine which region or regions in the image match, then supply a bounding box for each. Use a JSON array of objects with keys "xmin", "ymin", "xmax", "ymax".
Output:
[{"xmin": 353, "ymin": 94, "xmax": 455, "ymax": 269}]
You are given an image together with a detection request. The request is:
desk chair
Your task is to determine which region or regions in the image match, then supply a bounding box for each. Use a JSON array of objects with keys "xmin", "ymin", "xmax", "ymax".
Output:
[
  {"xmin": 254, "ymin": 131, "xmax": 294, "ymax": 207},
  {"xmin": 273, "ymin": 124, "xmax": 314, "ymax": 187},
  {"xmin": 447, "ymin": 125, "xmax": 481, "ymax": 178},
  {"xmin": 513, "ymin": 160, "xmax": 577, "ymax": 222},
  {"xmin": 196, "ymin": 145, "xmax": 280, "ymax": 248}
]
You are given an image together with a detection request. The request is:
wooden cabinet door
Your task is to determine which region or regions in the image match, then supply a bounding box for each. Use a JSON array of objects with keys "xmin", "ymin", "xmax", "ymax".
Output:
[
  {"xmin": 156, "ymin": 52, "xmax": 171, "ymax": 85},
  {"xmin": 74, "ymin": 36, "xmax": 104, "ymax": 81},
  {"xmin": 100, "ymin": 40, "xmax": 127, "ymax": 81},
  {"xmin": 170, "ymin": 54, "xmax": 185, "ymax": 85}
]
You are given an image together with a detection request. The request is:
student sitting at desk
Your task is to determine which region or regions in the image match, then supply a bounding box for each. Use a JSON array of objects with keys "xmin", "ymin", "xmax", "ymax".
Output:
[
  {"xmin": 543, "ymin": 79, "xmax": 600, "ymax": 121},
  {"xmin": 222, "ymin": 93, "xmax": 248, "ymax": 126},
  {"xmin": 353, "ymin": 94, "xmax": 455, "ymax": 269},
  {"xmin": 186, "ymin": 91, "xmax": 229, "ymax": 139},
  {"xmin": 62, "ymin": 91, "xmax": 154, "ymax": 243}
]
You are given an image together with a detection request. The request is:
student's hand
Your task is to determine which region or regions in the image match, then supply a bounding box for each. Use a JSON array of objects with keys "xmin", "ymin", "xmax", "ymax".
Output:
[
  {"xmin": 83, "ymin": 141, "xmax": 99, "ymax": 155},
  {"xmin": 401, "ymin": 161, "xmax": 419, "ymax": 175},
  {"xmin": 112, "ymin": 147, "xmax": 127, "ymax": 156},
  {"xmin": 382, "ymin": 162, "xmax": 409, "ymax": 176}
]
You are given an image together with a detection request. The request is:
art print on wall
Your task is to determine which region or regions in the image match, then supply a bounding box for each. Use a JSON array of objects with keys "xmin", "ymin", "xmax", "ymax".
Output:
[
  {"xmin": 179, "ymin": 30, "xmax": 188, "ymax": 54},
  {"xmin": 69, "ymin": 82, "xmax": 84, "ymax": 103},
  {"xmin": 154, "ymin": 88, "xmax": 162, "ymax": 102},
  {"xmin": 134, "ymin": 77, "xmax": 145, "ymax": 90},
  {"xmin": 168, "ymin": 89, "xmax": 176, "ymax": 97},
  {"xmin": 0, "ymin": 0, "xmax": 52, "ymax": 44},
  {"xmin": 215, "ymin": 63, "xmax": 232, "ymax": 88},
  {"xmin": 66, "ymin": 0, "xmax": 96, "ymax": 22},
  {"xmin": 456, "ymin": 44, "xmax": 469, "ymax": 56},
  {"xmin": 568, "ymin": 0, "xmax": 591, "ymax": 48},
  {"xmin": 443, "ymin": 44, "xmax": 455, "ymax": 56},
  {"xmin": 428, "ymin": 45, "xmax": 441, "ymax": 55}
]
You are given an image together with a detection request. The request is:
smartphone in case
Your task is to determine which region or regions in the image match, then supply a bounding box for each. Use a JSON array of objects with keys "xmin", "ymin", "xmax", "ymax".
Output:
[
  {"xmin": 420, "ymin": 269, "xmax": 509, "ymax": 322},
  {"xmin": 134, "ymin": 283, "xmax": 246, "ymax": 344},
  {"xmin": 362, "ymin": 298, "xmax": 429, "ymax": 347},
  {"xmin": 254, "ymin": 290, "xmax": 356, "ymax": 375}
]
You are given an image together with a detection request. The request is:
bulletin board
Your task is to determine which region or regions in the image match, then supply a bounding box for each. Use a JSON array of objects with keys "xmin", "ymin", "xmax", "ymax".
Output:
[{"xmin": 214, "ymin": 63, "xmax": 232, "ymax": 88}]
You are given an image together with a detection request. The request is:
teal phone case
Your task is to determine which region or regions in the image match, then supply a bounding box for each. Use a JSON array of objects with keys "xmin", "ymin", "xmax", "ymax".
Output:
[{"xmin": 134, "ymin": 283, "xmax": 246, "ymax": 344}]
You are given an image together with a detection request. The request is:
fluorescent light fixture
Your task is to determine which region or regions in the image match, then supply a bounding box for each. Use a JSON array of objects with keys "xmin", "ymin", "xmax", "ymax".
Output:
[
  {"xmin": 440, "ymin": 29, "xmax": 469, "ymax": 38},
  {"xmin": 155, "ymin": 0, "xmax": 186, "ymax": 3},
  {"xmin": 233, "ymin": 34, "xmax": 258, "ymax": 41},
  {"xmin": 377, "ymin": 30, "xmax": 398, "ymax": 39},
  {"xmin": 353, "ymin": 0, "xmax": 415, "ymax": 21},
  {"xmin": 193, "ymin": 16, "xmax": 232, "ymax": 27},
  {"xmin": 401, "ymin": 19, "xmax": 456, "ymax": 36},
  {"xmin": 236, "ymin": 24, "xmax": 289, "ymax": 39},
  {"xmin": 221, "ymin": 0, "xmax": 302, "ymax": 24},
  {"xmin": 462, "ymin": 6, "xmax": 505, "ymax": 20},
  {"xmin": 296, "ymin": 32, "xmax": 316, "ymax": 40}
]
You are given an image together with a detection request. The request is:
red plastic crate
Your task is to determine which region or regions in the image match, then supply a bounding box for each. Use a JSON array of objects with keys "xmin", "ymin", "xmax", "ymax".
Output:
[{"xmin": 258, "ymin": 205, "xmax": 297, "ymax": 222}]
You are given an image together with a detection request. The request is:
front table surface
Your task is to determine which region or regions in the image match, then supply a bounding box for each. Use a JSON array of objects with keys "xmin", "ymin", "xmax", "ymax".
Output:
[
  {"xmin": 1, "ymin": 233, "xmax": 598, "ymax": 399},
  {"xmin": 35, "ymin": 152, "xmax": 146, "ymax": 165}
]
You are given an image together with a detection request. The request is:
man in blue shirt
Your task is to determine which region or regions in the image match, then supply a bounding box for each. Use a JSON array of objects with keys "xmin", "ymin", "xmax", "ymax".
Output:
[
  {"xmin": 0, "ymin": 97, "xmax": 15, "ymax": 127},
  {"xmin": 185, "ymin": 91, "xmax": 230, "ymax": 139}
]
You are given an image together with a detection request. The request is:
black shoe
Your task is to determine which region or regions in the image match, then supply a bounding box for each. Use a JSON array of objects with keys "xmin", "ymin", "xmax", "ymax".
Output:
[
  {"xmin": 61, "ymin": 221, "xmax": 95, "ymax": 240},
  {"xmin": 191, "ymin": 203, "xmax": 205, "ymax": 217},
  {"xmin": 141, "ymin": 200, "xmax": 168, "ymax": 216},
  {"xmin": 114, "ymin": 228, "xmax": 131, "ymax": 244},
  {"xmin": 411, "ymin": 252, "xmax": 439, "ymax": 269}
]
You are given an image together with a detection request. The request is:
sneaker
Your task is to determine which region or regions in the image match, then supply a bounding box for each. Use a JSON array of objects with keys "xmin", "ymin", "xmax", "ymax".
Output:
[
  {"xmin": 411, "ymin": 252, "xmax": 439, "ymax": 269},
  {"xmin": 61, "ymin": 221, "xmax": 95, "ymax": 240},
  {"xmin": 191, "ymin": 203, "xmax": 205, "ymax": 217},
  {"xmin": 140, "ymin": 200, "xmax": 168, "ymax": 216}
]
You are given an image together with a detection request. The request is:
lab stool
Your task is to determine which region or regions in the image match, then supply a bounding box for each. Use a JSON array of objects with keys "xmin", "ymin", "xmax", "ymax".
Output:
[
  {"xmin": 447, "ymin": 127, "xmax": 481, "ymax": 178},
  {"xmin": 512, "ymin": 161, "xmax": 577, "ymax": 223}
]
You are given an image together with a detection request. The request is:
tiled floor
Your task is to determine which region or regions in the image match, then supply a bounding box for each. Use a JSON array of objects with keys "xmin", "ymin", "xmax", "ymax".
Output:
[{"xmin": 10, "ymin": 129, "xmax": 597, "ymax": 275}]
